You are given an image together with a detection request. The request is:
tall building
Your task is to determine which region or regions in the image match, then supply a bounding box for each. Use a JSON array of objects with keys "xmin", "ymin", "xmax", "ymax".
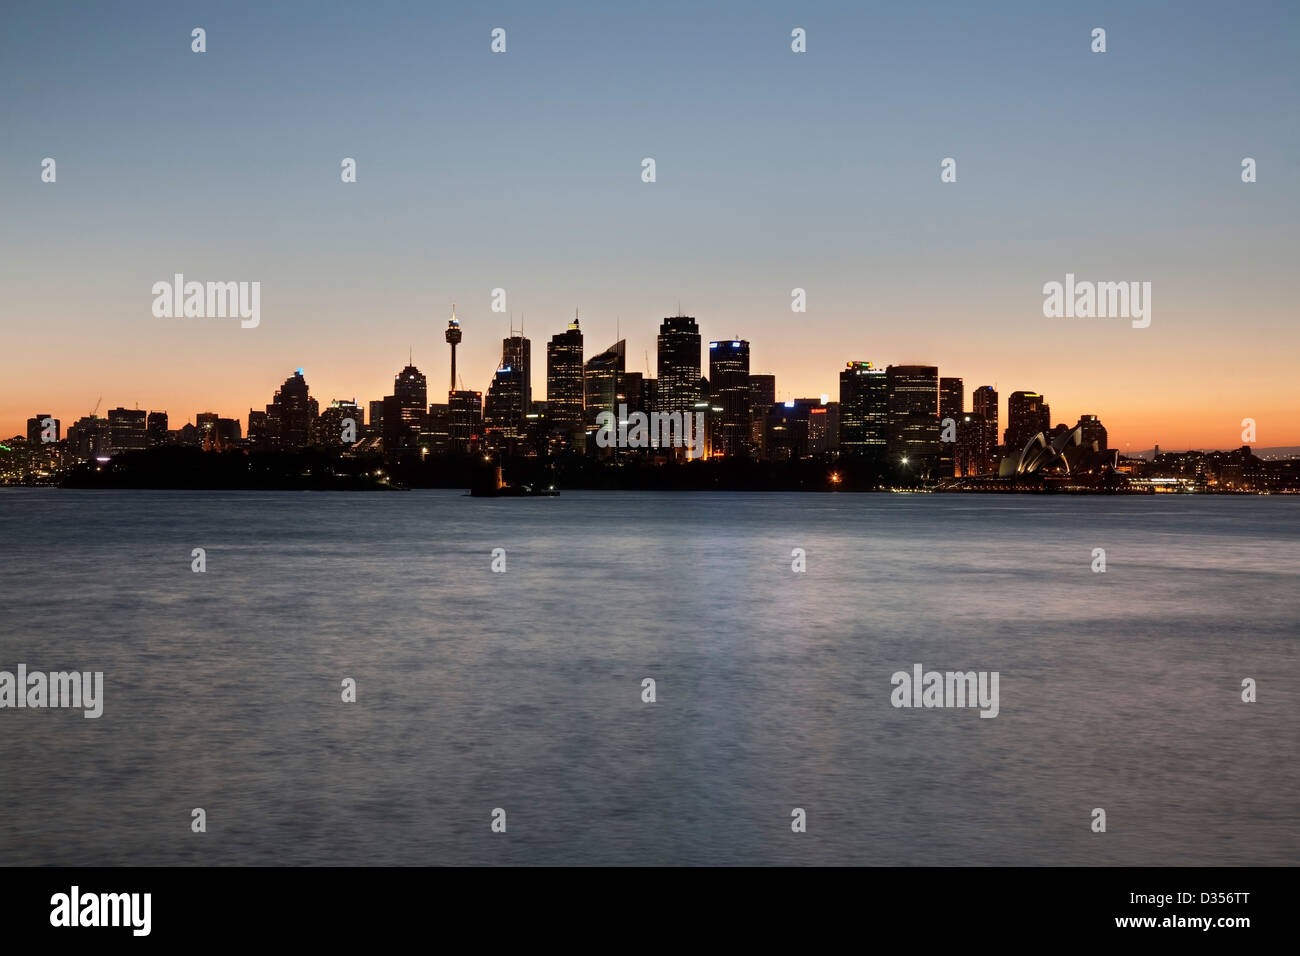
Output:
[
  {"xmin": 584, "ymin": 339, "xmax": 625, "ymax": 420},
  {"xmin": 972, "ymin": 385, "xmax": 998, "ymax": 444},
  {"xmin": 656, "ymin": 315, "xmax": 701, "ymax": 417},
  {"xmin": 886, "ymin": 365, "xmax": 939, "ymax": 470},
  {"xmin": 937, "ymin": 377, "xmax": 963, "ymax": 477},
  {"xmin": 765, "ymin": 398, "xmax": 823, "ymax": 461},
  {"xmin": 262, "ymin": 370, "xmax": 318, "ymax": 452},
  {"xmin": 26, "ymin": 414, "xmax": 59, "ymax": 445},
  {"xmin": 954, "ymin": 412, "xmax": 993, "ymax": 476},
  {"xmin": 107, "ymin": 407, "xmax": 148, "ymax": 454},
  {"xmin": 546, "ymin": 312, "xmax": 585, "ymax": 440},
  {"xmin": 749, "ymin": 374, "xmax": 776, "ymax": 457},
  {"xmin": 449, "ymin": 390, "xmax": 482, "ymax": 453},
  {"xmin": 384, "ymin": 363, "xmax": 428, "ymax": 450},
  {"xmin": 1077, "ymin": 414, "xmax": 1108, "ymax": 451},
  {"xmin": 1005, "ymin": 391, "xmax": 1051, "ymax": 452},
  {"xmin": 584, "ymin": 340, "xmax": 625, "ymax": 453},
  {"xmin": 501, "ymin": 333, "xmax": 532, "ymax": 414},
  {"xmin": 146, "ymin": 411, "xmax": 169, "ymax": 446},
  {"xmin": 838, "ymin": 362, "xmax": 888, "ymax": 456},
  {"xmin": 67, "ymin": 416, "xmax": 110, "ymax": 460},
  {"xmin": 317, "ymin": 399, "xmax": 363, "ymax": 446},
  {"xmin": 483, "ymin": 364, "xmax": 528, "ymax": 440},
  {"xmin": 939, "ymin": 377, "xmax": 963, "ymax": 420},
  {"xmin": 707, "ymin": 339, "xmax": 751, "ymax": 457}
]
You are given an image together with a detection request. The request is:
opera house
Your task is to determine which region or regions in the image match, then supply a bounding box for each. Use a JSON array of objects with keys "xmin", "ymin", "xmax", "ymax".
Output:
[{"xmin": 997, "ymin": 424, "xmax": 1118, "ymax": 477}]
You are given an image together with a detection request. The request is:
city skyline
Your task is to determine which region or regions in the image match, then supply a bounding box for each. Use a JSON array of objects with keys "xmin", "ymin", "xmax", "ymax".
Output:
[{"xmin": 3, "ymin": 307, "xmax": 1290, "ymax": 455}]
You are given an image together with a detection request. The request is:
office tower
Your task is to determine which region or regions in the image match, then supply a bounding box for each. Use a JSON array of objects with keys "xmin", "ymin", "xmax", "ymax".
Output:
[
  {"xmin": 246, "ymin": 410, "xmax": 268, "ymax": 445},
  {"xmin": 642, "ymin": 378, "xmax": 657, "ymax": 417},
  {"xmin": 423, "ymin": 403, "xmax": 451, "ymax": 455},
  {"xmin": 483, "ymin": 364, "xmax": 527, "ymax": 440},
  {"xmin": 502, "ymin": 333, "xmax": 532, "ymax": 414},
  {"xmin": 215, "ymin": 418, "xmax": 241, "ymax": 446},
  {"xmin": 393, "ymin": 363, "xmax": 428, "ymax": 419},
  {"xmin": 1077, "ymin": 414, "xmax": 1108, "ymax": 451},
  {"xmin": 445, "ymin": 305, "xmax": 462, "ymax": 391},
  {"xmin": 972, "ymin": 386, "xmax": 998, "ymax": 452},
  {"xmin": 263, "ymin": 369, "xmax": 318, "ymax": 452},
  {"xmin": 808, "ymin": 404, "xmax": 829, "ymax": 455},
  {"xmin": 317, "ymin": 399, "xmax": 363, "ymax": 446},
  {"xmin": 584, "ymin": 340, "xmax": 625, "ymax": 453},
  {"xmin": 146, "ymin": 411, "xmax": 169, "ymax": 446},
  {"xmin": 657, "ymin": 315, "xmax": 701, "ymax": 417},
  {"xmin": 26, "ymin": 414, "xmax": 59, "ymax": 445},
  {"xmin": 107, "ymin": 407, "xmax": 148, "ymax": 453},
  {"xmin": 448, "ymin": 390, "xmax": 483, "ymax": 453},
  {"xmin": 621, "ymin": 372, "xmax": 646, "ymax": 415},
  {"xmin": 939, "ymin": 377, "xmax": 963, "ymax": 420},
  {"xmin": 546, "ymin": 312, "xmax": 584, "ymax": 439},
  {"xmin": 954, "ymin": 412, "xmax": 992, "ymax": 476},
  {"xmin": 972, "ymin": 386, "xmax": 997, "ymax": 436},
  {"xmin": 838, "ymin": 362, "xmax": 888, "ymax": 456},
  {"xmin": 824, "ymin": 402, "xmax": 841, "ymax": 449},
  {"xmin": 765, "ymin": 398, "xmax": 823, "ymax": 461},
  {"xmin": 1005, "ymin": 391, "xmax": 1051, "ymax": 452},
  {"xmin": 886, "ymin": 365, "xmax": 939, "ymax": 470},
  {"xmin": 383, "ymin": 363, "xmax": 428, "ymax": 450},
  {"xmin": 196, "ymin": 412, "xmax": 218, "ymax": 437},
  {"xmin": 67, "ymin": 416, "xmax": 111, "ymax": 460},
  {"xmin": 707, "ymin": 339, "xmax": 751, "ymax": 457},
  {"xmin": 368, "ymin": 400, "xmax": 385, "ymax": 435},
  {"xmin": 749, "ymin": 374, "xmax": 776, "ymax": 457},
  {"xmin": 937, "ymin": 377, "xmax": 963, "ymax": 477}
]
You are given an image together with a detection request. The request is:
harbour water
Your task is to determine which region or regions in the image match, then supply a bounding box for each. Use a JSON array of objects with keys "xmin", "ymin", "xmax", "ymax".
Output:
[{"xmin": 0, "ymin": 489, "xmax": 1296, "ymax": 865}]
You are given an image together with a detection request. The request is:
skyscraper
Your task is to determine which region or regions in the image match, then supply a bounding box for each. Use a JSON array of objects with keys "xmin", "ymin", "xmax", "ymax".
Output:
[
  {"xmin": 261, "ymin": 370, "xmax": 318, "ymax": 452},
  {"xmin": 546, "ymin": 312, "xmax": 584, "ymax": 441},
  {"xmin": 483, "ymin": 364, "xmax": 527, "ymax": 440},
  {"xmin": 26, "ymin": 414, "xmax": 59, "ymax": 445},
  {"xmin": 501, "ymin": 333, "xmax": 532, "ymax": 414},
  {"xmin": 1005, "ymin": 391, "xmax": 1050, "ymax": 452},
  {"xmin": 584, "ymin": 339, "xmax": 625, "ymax": 453},
  {"xmin": 972, "ymin": 386, "xmax": 998, "ymax": 446},
  {"xmin": 146, "ymin": 411, "xmax": 169, "ymax": 446},
  {"xmin": 707, "ymin": 339, "xmax": 751, "ymax": 457},
  {"xmin": 448, "ymin": 390, "xmax": 482, "ymax": 453},
  {"xmin": 656, "ymin": 315, "xmax": 701, "ymax": 417},
  {"xmin": 749, "ymin": 374, "xmax": 776, "ymax": 457},
  {"xmin": 954, "ymin": 412, "xmax": 993, "ymax": 476},
  {"xmin": 107, "ymin": 407, "xmax": 148, "ymax": 454},
  {"xmin": 939, "ymin": 377, "xmax": 964, "ymax": 420},
  {"xmin": 1077, "ymin": 414, "xmax": 1108, "ymax": 451},
  {"xmin": 838, "ymin": 362, "xmax": 888, "ymax": 456},
  {"xmin": 886, "ymin": 365, "xmax": 939, "ymax": 471},
  {"xmin": 938, "ymin": 377, "xmax": 963, "ymax": 477},
  {"xmin": 385, "ymin": 363, "xmax": 427, "ymax": 450}
]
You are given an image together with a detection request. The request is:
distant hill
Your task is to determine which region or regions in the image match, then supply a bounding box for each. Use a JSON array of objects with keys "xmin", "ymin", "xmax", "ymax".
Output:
[{"xmin": 1127, "ymin": 446, "xmax": 1300, "ymax": 460}]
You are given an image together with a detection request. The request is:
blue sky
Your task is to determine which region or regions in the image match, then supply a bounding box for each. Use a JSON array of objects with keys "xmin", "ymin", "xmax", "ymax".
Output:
[{"xmin": 2, "ymin": 0, "xmax": 1297, "ymax": 448}]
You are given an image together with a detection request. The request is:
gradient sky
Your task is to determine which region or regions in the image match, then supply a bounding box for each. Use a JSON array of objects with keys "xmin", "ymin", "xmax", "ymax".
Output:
[{"xmin": 2, "ymin": 0, "xmax": 1297, "ymax": 450}]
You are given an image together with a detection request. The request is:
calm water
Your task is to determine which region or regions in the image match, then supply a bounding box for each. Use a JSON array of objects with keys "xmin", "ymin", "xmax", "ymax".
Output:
[{"xmin": 0, "ymin": 489, "xmax": 1296, "ymax": 866}]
